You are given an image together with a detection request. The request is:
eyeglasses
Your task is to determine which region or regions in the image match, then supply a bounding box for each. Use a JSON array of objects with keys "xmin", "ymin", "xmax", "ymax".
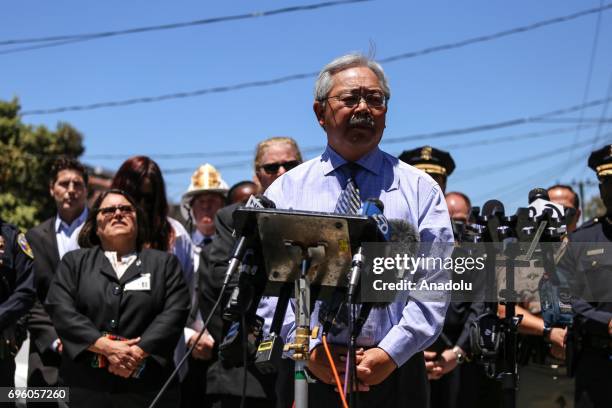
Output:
[
  {"xmin": 98, "ymin": 205, "xmax": 135, "ymax": 217},
  {"xmin": 326, "ymin": 92, "xmax": 387, "ymax": 109},
  {"xmin": 259, "ymin": 160, "xmax": 300, "ymax": 175}
]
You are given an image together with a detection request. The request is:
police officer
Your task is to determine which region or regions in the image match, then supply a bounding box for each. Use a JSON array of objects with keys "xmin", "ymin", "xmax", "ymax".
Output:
[
  {"xmin": 556, "ymin": 144, "xmax": 612, "ymax": 408},
  {"xmin": 399, "ymin": 146, "xmax": 455, "ymax": 193},
  {"xmin": 0, "ymin": 218, "xmax": 35, "ymax": 397}
]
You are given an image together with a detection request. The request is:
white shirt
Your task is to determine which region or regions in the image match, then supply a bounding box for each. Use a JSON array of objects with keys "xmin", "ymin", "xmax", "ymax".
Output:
[
  {"xmin": 55, "ymin": 208, "xmax": 88, "ymax": 259},
  {"xmin": 103, "ymin": 251, "xmax": 137, "ymax": 280}
]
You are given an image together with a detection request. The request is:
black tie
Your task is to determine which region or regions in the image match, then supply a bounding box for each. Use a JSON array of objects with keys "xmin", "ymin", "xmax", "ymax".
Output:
[{"xmin": 200, "ymin": 236, "xmax": 213, "ymax": 247}]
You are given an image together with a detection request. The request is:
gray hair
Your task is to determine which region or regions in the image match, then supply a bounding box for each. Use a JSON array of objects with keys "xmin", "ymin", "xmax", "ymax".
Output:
[{"xmin": 314, "ymin": 53, "xmax": 391, "ymax": 103}]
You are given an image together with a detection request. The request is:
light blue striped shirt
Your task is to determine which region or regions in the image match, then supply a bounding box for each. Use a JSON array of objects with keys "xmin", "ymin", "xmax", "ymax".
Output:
[{"xmin": 262, "ymin": 145, "xmax": 453, "ymax": 367}]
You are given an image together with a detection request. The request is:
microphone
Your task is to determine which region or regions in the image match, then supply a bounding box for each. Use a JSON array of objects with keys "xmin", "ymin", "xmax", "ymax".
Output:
[
  {"xmin": 481, "ymin": 199, "xmax": 505, "ymax": 217},
  {"xmin": 388, "ymin": 219, "xmax": 420, "ymax": 246},
  {"xmin": 360, "ymin": 198, "xmax": 390, "ymax": 241},
  {"xmin": 223, "ymin": 195, "xmax": 275, "ymax": 286},
  {"xmin": 528, "ymin": 188, "xmax": 549, "ymax": 204},
  {"xmin": 347, "ymin": 199, "xmax": 391, "ymax": 300}
]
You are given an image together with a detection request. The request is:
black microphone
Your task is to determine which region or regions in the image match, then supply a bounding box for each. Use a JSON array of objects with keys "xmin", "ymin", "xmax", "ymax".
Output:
[
  {"xmin": 348, "ymin": 198, "xmax": 390, "ymax": 301},
  {"xmin": 223, "ymin": 195, "xmax": 275, "ymax": 286},
  {"xmin": 481, "ymin": 199, "xmax": 505, "ymax": 217},
  {"xmin": 528, "ymin": 188, "xmax": 549, "ymax": 204},
  {"xmin": 352, "ymin": 219, "xmax": 419, "ymax": 338}
]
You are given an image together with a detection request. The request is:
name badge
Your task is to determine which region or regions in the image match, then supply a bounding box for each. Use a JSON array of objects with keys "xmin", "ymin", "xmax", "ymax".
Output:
[
  {"xmin": 125, "ymin": 273, "xmax": 151, "ymax": 291},
  {"xmin": 586, "ymin": 248, "xmax": 604, "ymax": 256}
]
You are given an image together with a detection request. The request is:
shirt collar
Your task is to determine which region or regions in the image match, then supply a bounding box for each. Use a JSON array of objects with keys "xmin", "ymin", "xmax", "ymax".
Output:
[
  {"xmin": 321, "ymin": 145, "xmax": 383, "ymax": 176},
  {"xmin": 55, "ymin": 207, "xmax": 88, "ymax": 233},
  {"xmin": 192, "ymin": 230, "xmax": 214, "ymax": 246}
]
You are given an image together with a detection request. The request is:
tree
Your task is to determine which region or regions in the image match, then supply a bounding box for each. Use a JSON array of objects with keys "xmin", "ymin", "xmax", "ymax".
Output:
[
  {"xmin": 582, "ymin": 194, "xmax": 605, "ymax": 221},
  {"xmin": 0, "ymin": 98, "xmax": 84, "ymax": 229}
]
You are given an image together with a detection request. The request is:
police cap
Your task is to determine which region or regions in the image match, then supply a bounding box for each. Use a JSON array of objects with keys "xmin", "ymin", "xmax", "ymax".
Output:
[
  {"xmin": 398, "ymin": 146, "xmax": 455, "ymax": 177},
  {"xmin": 588, "ymin": 144, "xmax": 612, "ymax": 178}
]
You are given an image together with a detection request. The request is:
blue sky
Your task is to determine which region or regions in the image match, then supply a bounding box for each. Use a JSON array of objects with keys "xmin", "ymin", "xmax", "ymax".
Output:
[{"xmin": 3, "ymin": 0, "xmax": 612, "ymax": 215}]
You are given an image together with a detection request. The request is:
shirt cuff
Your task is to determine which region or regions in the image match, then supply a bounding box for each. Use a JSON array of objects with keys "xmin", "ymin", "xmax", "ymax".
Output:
[
  {"xmin": 184, "ymin": 327, "xmax": 196, "ymax": 344},
  {"xmin": 51, "ymin": 338, "xmax": 61, "ymax": 353},
  {"xmin": 377, "ymin": 325, "xmax": 417, "ymax": 368}
]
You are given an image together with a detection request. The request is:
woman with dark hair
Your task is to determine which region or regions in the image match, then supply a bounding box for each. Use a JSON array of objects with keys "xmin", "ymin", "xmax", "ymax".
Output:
[
  {"xmin": 46, "ymin": 189, "xmax": 190, "ymax": 407},
  {"xmin": 111, "ymin": 156, "xmax": 190, "ymax": 254}
]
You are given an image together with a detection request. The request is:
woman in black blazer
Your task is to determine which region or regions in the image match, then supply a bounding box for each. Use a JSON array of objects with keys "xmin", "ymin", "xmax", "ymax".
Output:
[{"xmin": 46, "ymin": 189, "xmax": 190, "ymax": 408}]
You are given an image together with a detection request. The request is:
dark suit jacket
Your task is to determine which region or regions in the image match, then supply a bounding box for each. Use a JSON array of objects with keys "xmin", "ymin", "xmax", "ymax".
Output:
[
  {"xmin": 199, "ymin": 204, "xmax": 279, "ymax": 401},
  {"xmin": 25, "ymin": 218, "xmax": 62, "ymax": 386},
  {"xmin": 45, "ymin": 247, "xmax": 190, "ymax": 391}
]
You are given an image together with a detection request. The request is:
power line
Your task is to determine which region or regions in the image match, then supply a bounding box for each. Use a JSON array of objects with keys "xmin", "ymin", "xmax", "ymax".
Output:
[
  {"xmin": 21, "ymin": 72, "xmax": 319, "ymax": 115},
  {"xmin": 440, "ymin": 124, "xmax": 598, "ymax": 151},
  {"xmin": 565, "ymin": 0, "xmax": 605, "ymax": 173},
  {"xmin": 76, "ymin": 98, "xmax": 612, "ymax": 163},
  {"xmin": 454, "ymin": 134, "xmax": 608, "ymax": 181},
  {"xmin": 531, "ymin": 117, "xmax": 612, "ymax": 124},
  {"xmin": 380, "ymin": 97, "xmax": 612, "ymax": 145},
  {"xmin": 156, "ymin": 126, "xmax": 612, "ymax": 177},
  {"xmin": 0, "ymin": 0, "xmax": 372, "ymax": 54},
  {"xmin": 378, "ymin": 2, "xmax": 612, "ymax": 64},
  {"xmin": 592, "ymin": 72, "xmax": 612, "ymax": 147},
  {"xmin": 84, "ymin": 126, "xmax": 580, "ymax": 160},
  {"xmin": 469, "ymin": 147, "xmax": 592, "ymax": 204},
  {"xmin": 19, "ymin": 3, "xmax": 612, "ymax": 115}
]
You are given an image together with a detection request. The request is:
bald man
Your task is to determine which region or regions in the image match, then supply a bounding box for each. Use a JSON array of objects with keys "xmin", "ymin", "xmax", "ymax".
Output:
[
  {"xmin": 445, "ymin": 192, "xmax": 471, "ymax": 223},
  {"xmin": 547, "ymin": 184, "xmax": 580, "ymax": 233}
]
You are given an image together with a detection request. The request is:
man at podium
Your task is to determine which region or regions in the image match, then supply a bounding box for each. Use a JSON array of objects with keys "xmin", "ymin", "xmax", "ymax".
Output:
[{"xmin": 264, "ymin": 53, "xmax": 454, "ymax": 407}]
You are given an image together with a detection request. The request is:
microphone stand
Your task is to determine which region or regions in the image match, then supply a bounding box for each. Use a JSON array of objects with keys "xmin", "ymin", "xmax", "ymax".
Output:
[
  {"xmin": 284, "ymin": 245, "xmax": 316, "ymax": 408},
  {"xmin": 498, "ymin": 238, "xmax": 520, "ymax": 408},
  {"xmin": 347, "ymin": 247, "xmax": 364, "ymax": 408}
]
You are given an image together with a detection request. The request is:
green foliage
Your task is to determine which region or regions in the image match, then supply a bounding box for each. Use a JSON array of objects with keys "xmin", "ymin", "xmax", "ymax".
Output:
[
  {"xmin": 0, "ymin": 98, "xmax": 85, "ymax": 230},
  {"xmin": 582, "ymin": 194, "xmax": 606, "ymax": 221}
]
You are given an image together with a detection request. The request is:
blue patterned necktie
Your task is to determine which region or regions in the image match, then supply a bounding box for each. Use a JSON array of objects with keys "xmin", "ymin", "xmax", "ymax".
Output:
[
  {"xmin": 325, "ymin": 162, "xmax": 362, "ymax": 334},
  {"xmin": 335, "ymin": 162, "xmax": 361, "ymax": 215}
]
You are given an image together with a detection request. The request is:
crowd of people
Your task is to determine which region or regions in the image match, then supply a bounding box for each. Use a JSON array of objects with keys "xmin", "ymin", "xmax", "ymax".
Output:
[{"xmin": 0, "ymin": 53, "xmax": 610, "ymax": 408}]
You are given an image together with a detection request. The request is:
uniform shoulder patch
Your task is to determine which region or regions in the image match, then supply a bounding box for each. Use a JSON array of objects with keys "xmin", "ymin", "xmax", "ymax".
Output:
[{"xmin": 17, "ymin": 233, "xmax": 34, "ymax": 259}]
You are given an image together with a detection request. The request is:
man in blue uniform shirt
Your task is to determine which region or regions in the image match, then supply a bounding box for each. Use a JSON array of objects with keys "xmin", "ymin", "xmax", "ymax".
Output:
[
  {"xmin": 555, "ymin": 145, "xmax": 612, "ymax": 408},
  {"xmin": 0, "ymin": 217, "xmax": 35, "ymax": 402},
  {"xmin": 264, "ymin": 53, "xmax": 453, "ymax": 406}
]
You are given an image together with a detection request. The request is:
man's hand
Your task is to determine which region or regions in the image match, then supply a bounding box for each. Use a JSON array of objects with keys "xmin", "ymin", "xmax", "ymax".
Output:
[
  {"xmin": 308, "ymin": 344, "xmax": 369, "ymax": 391},
  {"xmin": 57, "ymin": 340, "xmax": 63, "ymax": 354},
  {"xmin": 549, "ymin": 327, "xmax": 567, "ymax": 349},
  {"xmin": 355, "ymin": 347, "xmax": 397, "ymax": 386},
  {"xmin": 438, "ymin": 349, "xmax": 459, "ymax": 376},
  {"xmin": 548, "ymin": 328, "xmax": 567, "ymax": 360},
  {"xmin": 188, "ymin": 331, "xmax": 215, "ymax": 360},
  {"xmin": 424, "ymin": 351, "xmax": 443, "ymax": 380},
  {"xmin": 608, "ymin": 319, "xmax": 611, "ymax": 337}
]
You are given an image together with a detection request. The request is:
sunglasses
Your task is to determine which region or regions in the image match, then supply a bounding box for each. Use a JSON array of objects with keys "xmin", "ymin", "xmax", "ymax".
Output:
[
  {"xmin": 98, "ymin": 204, "xmax": 135, "ymax": 217},
  {"xmin": 259, "ymin": 160, "xmax": 300, "ymax": 175}
]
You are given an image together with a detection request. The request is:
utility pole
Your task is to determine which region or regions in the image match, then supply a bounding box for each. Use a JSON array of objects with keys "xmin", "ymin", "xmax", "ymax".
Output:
[{"xmin": 570, "ymin": 179, "xmax": 598, "ymax": 224}]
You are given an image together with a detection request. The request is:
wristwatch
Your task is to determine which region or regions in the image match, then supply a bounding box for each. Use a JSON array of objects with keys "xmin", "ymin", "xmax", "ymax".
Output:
[
  {"xmin": 452, "ymin": 346, "xmax": 465, "ymax": 364},
  {"xmin": 542, "ymin": 326, "xmax": 552, "ymax": 343}
]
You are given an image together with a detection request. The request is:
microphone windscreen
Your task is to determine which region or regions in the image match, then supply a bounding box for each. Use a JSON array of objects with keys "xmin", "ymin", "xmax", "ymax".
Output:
[
  {"xmin": 257, "ymin": 195, "xmax": 276, "ymax": 209},
  {"xmin": 244, "ymin": 194, "xmax": 276, "ymax": 209},
  {"xmin": 388, "ymin": 219, "xmax": 419, "ymax": 243},
  {"xmin": 528, "ymin": 188, "xmax": 549, "ymax": 204},
  {"xmin": 482, "ymin": 199, "xmax": 505, "ymax": 217}
]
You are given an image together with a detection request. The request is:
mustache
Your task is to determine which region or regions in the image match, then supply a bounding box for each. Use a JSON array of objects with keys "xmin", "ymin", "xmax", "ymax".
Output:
[{"xmin": 348, "ymin": 113, "xmax": 375, "ymax": 129}]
